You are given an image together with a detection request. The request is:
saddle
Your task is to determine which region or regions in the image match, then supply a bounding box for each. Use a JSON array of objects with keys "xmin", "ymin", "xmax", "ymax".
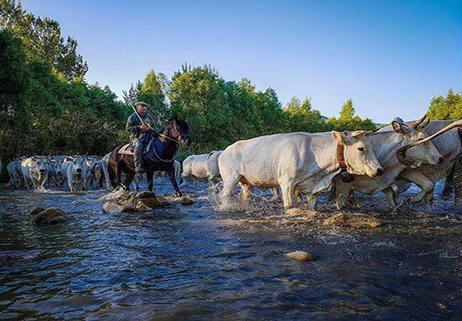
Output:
[
  {"xmin": 118, "ymin": 144, "xmax": 135, "ymax": 155},
  {"xmin": 118, "ymin": 140, "xmax": 154, "ymax": 156}
]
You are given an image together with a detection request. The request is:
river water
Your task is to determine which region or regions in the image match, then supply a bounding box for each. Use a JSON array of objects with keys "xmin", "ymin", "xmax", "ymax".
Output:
[{"xmin": 0, "ymin": 179, "xmax": 461, "ymax": 320}]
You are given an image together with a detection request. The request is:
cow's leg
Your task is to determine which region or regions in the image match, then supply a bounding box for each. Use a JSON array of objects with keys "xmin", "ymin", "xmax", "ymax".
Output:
[
  {"xmin": 442, "ymin": 165, "xmax": 455, "ymax": 201},
  {"xmin": 399, "ymin": 171, "xmax": 434, "ymax": 204},
  {"xmin": 221, "ymin": 175, "xmax": 241, "ymax": 199},
  {"xmin": 239, "ymin": 182, "xmax": 253, "ymax": 202},
  {"xmin": 167, "ymin": 167, "xmax": 182, "ymax": 197},
  {"xmin": 383, "ymin": 186, "xmax": 398, "ymax": 208},
  {"xmin": 280, "ymin": 179, "xmax": 295, "ymax": 210},
  {"xmin": 335, "ymin": 182, "xmax": 350, "ymax": 209},
  {"xmin": 306, "ymin": 193, "xmax": 318, "ymax": 211},
  {"xmin": 270, "ymin": 187, "xmax": 280, "ymax": 201}
]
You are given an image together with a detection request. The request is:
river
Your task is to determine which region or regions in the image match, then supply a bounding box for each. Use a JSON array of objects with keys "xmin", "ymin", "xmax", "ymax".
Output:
[{"xmin": 0, "ymin": 180, "xmax": 461, "ymax": 320}]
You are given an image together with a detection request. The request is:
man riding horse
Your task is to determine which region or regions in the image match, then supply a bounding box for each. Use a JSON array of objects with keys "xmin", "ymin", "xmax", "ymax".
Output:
[
  {"xmin": 126, "ymin": 101, "xmax": 158, "ymax": 173},
  {"xmin": 109, "ymin": 102, "xmax": 191, "ymax": 194}
]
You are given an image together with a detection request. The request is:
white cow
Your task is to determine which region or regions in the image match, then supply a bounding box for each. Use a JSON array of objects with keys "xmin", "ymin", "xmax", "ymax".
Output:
[
  {"xmin": 394, "ymin": 119, "xmax": 462, "ymax": 205},
  {"xmin": 21, "ymin": 156, "xmax": 50, "ymax": 189},
  {"xmin": 183, "ymin": 152, "xmax": 222, "ymax": 181},
  {"xmin": 47, "ymin": 160, "xmax": 65, "ymax": 186},
  {"xmin": 7, "ymin": 159, "xmax": 23, "ymax": 187},
  {"xmin": 334, "ymin": 117, "xmax": 444, "ymax": 208},
  {"xmin": 66, "ymin": 155, "xmax": 89, "ymax": 192},
  {"xmin": 219, "ymin": 131, "xmax": 384, "ymax": 210}
]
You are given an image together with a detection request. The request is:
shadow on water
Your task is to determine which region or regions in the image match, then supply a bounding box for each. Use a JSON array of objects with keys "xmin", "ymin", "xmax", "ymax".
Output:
[{"xmin": 0, "ymin": 179, "xmax": 461, "ymax": 320}]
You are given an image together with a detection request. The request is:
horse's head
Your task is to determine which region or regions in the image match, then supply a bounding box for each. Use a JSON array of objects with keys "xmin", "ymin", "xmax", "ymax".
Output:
[{"xmin": 172, "ymin": 115, "xmax": 192, "ymax": 146}]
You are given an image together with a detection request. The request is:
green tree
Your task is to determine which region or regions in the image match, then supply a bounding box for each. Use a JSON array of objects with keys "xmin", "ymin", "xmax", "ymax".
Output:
[
  {"xmin": 427, "ymin": 89, "xmax": 462, "ymax": 120},
  {"xmin": 0, "ymin": 0, "xmax": 88, "ymax": 80},
  {"xmin": 327, "ymin": 99, "xmax": 376, "ymax": 131},
  {"xmin": 284, "ymin": 96, "xmax": 331, "ymax": 132}
]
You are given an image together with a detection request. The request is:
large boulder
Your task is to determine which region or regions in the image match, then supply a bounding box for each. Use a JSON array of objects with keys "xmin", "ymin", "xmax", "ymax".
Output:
[
  {"xmin": 323, "ymin": 213, "xmax": 382, "ymax": 228},
  {"xmin": 32, "ymin": 208, "xmax": 72, "ymax": 225},
  {"xmin": 102, "ymin": 191, "xmax": 161, "ymax": 213}
]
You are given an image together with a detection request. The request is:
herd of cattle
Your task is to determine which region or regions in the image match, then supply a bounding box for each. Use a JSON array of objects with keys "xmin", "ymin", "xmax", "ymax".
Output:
[
  {"xmin": 2, "ymin": 116, "xmax": 462, "ymax": 212},
  {"xmin": 183, "ymin": 117, "xmax": 462, "ymax": 211}
]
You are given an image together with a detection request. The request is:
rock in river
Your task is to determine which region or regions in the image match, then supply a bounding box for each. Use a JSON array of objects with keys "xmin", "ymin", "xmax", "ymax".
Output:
[
  {"xmin": 323, "ymin": 213, "xmax": 382, "ymax": 228},
  {"xmin": 32, "ymin": 208, "xmax": 72, "ymax": 225},
  {"xmin": 285, "ymin": 251, "xmax": 317, "ymax": 262},
  {"xmin": 102, "ymin": 191, "xmax": 161, "ymax": 213}
]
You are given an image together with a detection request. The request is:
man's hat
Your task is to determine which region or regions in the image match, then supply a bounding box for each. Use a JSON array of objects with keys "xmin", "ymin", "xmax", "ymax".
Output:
[{"xmin": 136, "ymin": 101, "xmax": 148, "ymax": 106}]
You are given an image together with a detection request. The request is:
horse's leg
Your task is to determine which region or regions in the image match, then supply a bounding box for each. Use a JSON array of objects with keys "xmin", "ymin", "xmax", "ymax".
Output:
[
  {"xmin": 146, "ymin": 170, "xmax": 154, "ymax": 192},
  {"xmin": 167, "ymin": 165, "xmax": 182, "ymax": 197}
]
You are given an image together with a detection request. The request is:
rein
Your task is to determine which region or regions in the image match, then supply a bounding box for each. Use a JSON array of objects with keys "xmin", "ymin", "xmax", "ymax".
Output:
[{"xmin": 149, "ymin": 123, "xmax": 184, "ymax": 163}]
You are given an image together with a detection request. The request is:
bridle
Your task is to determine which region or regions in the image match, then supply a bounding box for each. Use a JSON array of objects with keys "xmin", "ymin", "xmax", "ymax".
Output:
[{"xmin": 151, "ymin": 121, "xmax": 190, "ymax": 163}]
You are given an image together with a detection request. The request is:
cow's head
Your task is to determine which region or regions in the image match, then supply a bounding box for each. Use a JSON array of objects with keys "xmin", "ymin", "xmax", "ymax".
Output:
[
  {"xmin": 31, "ymin": 156, "xmax": 49, "ymax": 178},
  {"xmin": 392, "ymin": 115, "xmax": 443, "ymax": 167},
  {"xmin": 332, "ymin": 131, "xmax": 384, "ymax": 178},
  {"xmin": 67, "ymin": 155, "xmax": 87, "ymax": 178}
]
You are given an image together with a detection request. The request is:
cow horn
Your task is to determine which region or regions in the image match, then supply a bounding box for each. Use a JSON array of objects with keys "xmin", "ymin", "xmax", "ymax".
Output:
[
  {"xmin": 420, "ymin": 118, "xmax": 430, "ymax": 129},
  {"xmin": 411, "ymin": 114, "xmax": 427, "ymax": 129},
  {"xmin": 397, "ymin": 119, "xmax": 462, "ymax": 162}
]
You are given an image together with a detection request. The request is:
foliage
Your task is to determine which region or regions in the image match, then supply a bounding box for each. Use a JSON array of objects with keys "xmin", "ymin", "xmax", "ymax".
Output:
[
  {"xmin": 0, "ymin": 0, "xmax": 88, "ymax": 80},
  {"xmin": 427, "ymin": 89, "xmax": 462, "ymax": 120},
  {"xmin": 284, "ymin": 96, "xmax": 331, "ymax": 132},
  {"xmin": 327, "ymin": 99, "xmax": 376, "ymax": 131}
]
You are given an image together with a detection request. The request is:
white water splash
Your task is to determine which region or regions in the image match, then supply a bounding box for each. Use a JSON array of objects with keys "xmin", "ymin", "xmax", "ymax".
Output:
[{"xmin": 208, "ymin": 182, "xmax": 248, "ymax": 212}]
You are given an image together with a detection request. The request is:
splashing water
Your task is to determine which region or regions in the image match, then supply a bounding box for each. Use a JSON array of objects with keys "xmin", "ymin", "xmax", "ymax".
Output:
[{"xmin": 208, "ymin": 182, "xmax": 248, "ymax": 212}]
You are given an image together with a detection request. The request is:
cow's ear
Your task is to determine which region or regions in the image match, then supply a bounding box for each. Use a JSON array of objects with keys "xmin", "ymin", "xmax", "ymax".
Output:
[
  {"xmin": 332, "ymin": 131, "xmax": 346, "ymax": 145},
  {"xmin": 65, "ymin": 157, "xmax": 73, "ymax": 162},
  {"xmin": 31, "ymin": 156, "xmax": 37, "ymax": 161}
]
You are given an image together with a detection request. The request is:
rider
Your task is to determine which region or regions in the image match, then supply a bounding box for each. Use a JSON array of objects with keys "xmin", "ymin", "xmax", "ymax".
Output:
[{"xmin": 126, "ymin": 101, "xmax": 158, "ymax": 173}]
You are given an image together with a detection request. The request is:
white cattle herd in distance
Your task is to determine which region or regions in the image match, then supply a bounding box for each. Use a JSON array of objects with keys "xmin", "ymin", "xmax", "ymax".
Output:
[{"xmin": 2, "ymin": 116, "xmax": 462, "ymax": 212}]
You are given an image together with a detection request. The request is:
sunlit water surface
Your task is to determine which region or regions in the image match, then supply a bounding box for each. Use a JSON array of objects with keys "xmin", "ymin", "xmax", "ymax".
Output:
[{"xmin": 1, "ymin": 180, "xmax": 461, "ymax": 320}]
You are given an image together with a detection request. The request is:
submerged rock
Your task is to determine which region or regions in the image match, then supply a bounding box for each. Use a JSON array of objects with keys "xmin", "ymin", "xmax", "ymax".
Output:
[
  {"xmin": 33, "ymin": 208, "xmax": 72, "ymax": 225},
  {"xmin": 285, "ymin": 251, "xmax": 317, "ymax": 262},
  {"xmin": 29, "ymin": 207, "xmax": 45, "ymax": 215},
  {"xmin": 102, "ymin": 202, "xmax": 136, "ymax": 214},
  {"xmin": 323, "ymin": 213, "xmax": 382, "ymax": 228}
]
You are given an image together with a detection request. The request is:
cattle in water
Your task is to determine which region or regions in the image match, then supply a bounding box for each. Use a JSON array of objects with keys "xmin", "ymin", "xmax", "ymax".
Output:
[
  {"xmin": 88, "ymin": 161, "xmax": 104, "ymax": 188},
  {"xmin": 334, "ymin": 116, "xmax": 445, "ymax": 209},
  {"xmin": 7, "ymin": 159, "xmax": 23, "ymax": 187},
  {"xmin": 183, "ymin": 151, "xmax": 222, "ymax": 181},
  {"xmin": 47, "ymin": 160, "xmax": 66, "ymax": 186},
  {"xmin": 218, "ymin": 131, "xmax": 384, "ymax": 211},
  {"xmin": 391, "ymin": 119, "xmax": 462, "ymax": 206},
  {"xmin": 65, "ymin": 156, "xmax": 89, "ymax": 192},
  {"xmin": 21, "ymin": 156, "xmax": 50, "ymax": 189}
]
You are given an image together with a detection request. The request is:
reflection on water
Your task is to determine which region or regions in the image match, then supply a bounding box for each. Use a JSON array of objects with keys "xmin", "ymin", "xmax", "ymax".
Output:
[{"xmin": 0, "ymin": 179, "xmax": 461, "ymax": 319}]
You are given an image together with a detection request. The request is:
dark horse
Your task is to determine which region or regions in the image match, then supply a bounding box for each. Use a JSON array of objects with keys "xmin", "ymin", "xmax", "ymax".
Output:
[{"xmin": 109, "ymin": 116, "xmax": 191, "ymax": 196}]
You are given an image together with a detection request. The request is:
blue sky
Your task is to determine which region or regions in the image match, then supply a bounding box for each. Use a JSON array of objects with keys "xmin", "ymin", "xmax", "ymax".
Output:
[{"xmin": 22, "ymin": 0, "xmax": 462, "ymax": 123}]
